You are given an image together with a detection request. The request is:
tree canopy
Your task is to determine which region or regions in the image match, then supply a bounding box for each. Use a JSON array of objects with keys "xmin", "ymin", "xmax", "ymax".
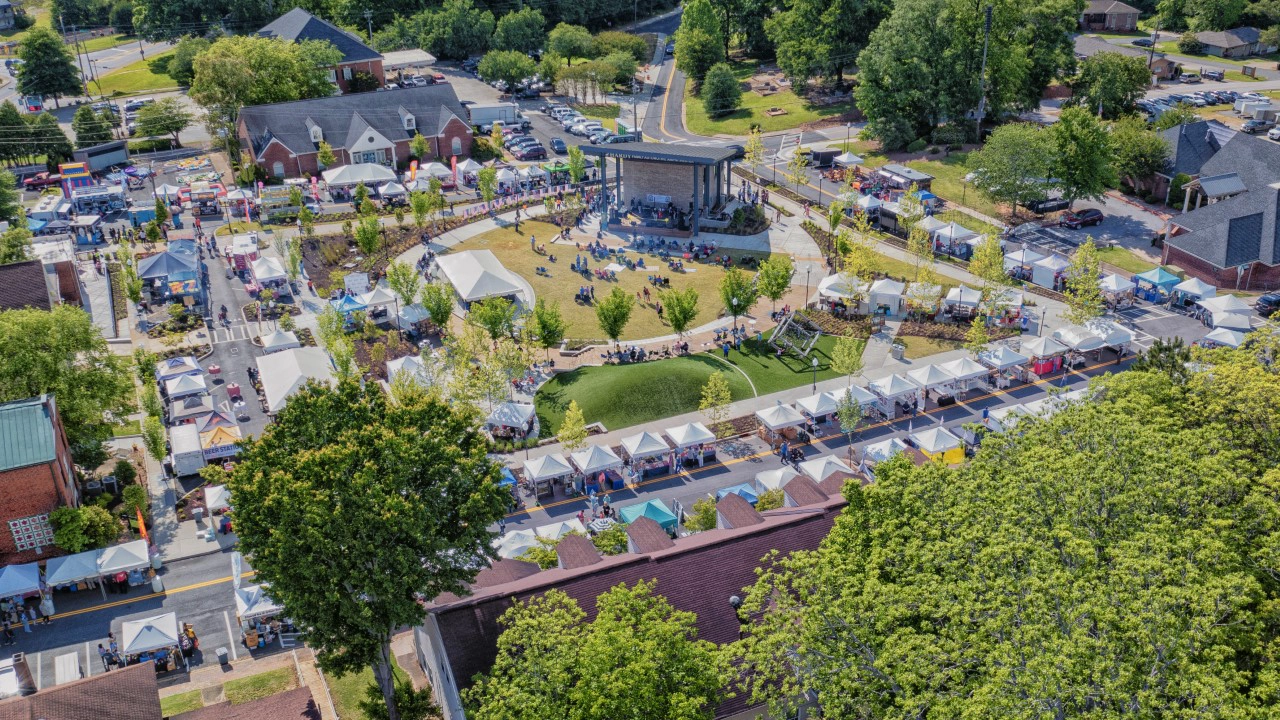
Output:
[
  {"xmin": 1050, "ymin": 107, "xmax": 1116, "ymax": 205},
  {"xmin": 732, "ymin": 345, "xmax": 1280, "ymax": 717},
  {"xmin": 72, "ymin": 106, "xmax": 115, "ymax": 149},
  {"xmin": 1071, "ymin": 51, "xmax": 1152, "ymax": 119},
  {"xmin": 967, "ymin": 122, "xmax": 1055, "ymax": 215},
  {"xmin": 227, "ymin": 380, "xmax": 508, "ymax": 720},
  {"xmin": 492, "ymin": 7, "xmax": 546, "ymax": 53},
  {"xmin": 136, "ymin": 98, "xmax": 193, "ymax": 147},
  {"xmin": 17, "ymin": 27, "xmax": 81, "ymax": 103}
]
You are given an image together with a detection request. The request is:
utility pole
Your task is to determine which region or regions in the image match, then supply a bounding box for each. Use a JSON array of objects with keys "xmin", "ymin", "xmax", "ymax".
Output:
[
  {"xmin": 973, "ymin": 5, "xmax": 992, "ymax": 144},
  {"xmin": 1147, "ymin": 19, "xmax": 1161, "ymax": 70},
  {"xmin": 363, "ymin": 9, "xmax": 374, "ymax": 44},
  {"xmin": 62, "ymin": 18, "xmax": 90, "ymax": 98}
]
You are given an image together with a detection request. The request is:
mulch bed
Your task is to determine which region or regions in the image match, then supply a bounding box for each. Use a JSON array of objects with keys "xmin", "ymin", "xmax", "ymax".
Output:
[
  {"xmin": 300, "ymin": 217, "xmax": 473, "ymax": 292},
  {"xmin": 354, "ymin": 334, "xmax": 420, "ymax": 381},
  {"xmin": 898, "ymin": 320, "xmax": 1020, "ymax": 341},
  {"xmin": 802, "ymin": 310, "xmax": 873, "ymax": 338}
]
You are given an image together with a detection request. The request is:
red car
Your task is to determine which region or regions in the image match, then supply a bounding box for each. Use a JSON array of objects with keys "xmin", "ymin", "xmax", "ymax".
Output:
[
  {"xmin": 1058, "ymin": 208, "xmax": 1103, "ymax": 229},
  {"xmin": 22, "ymin": 172, "xmax": 61, "ymax": 191}
]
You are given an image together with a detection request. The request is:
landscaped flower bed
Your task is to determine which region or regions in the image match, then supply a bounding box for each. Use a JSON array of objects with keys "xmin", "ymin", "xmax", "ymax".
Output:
[
  {"xmin": 898, "ymin": 320, "xmax": 1020, "ymax": 341},
  {"xmin": 106, "ymin": 262, "xmax": 128, "ymax": 321}
]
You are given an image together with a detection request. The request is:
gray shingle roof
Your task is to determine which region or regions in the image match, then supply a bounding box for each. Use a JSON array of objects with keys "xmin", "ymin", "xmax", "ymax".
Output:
[
  {"xmin": 239, "ymin": 84, "xmax": 468, "ymax": 158},
  {"xmin": 580, "ymin": 142, "xmax": 738, "ymax": 165},
  {"xmin": 257, "ymin": 8, "xmax": 381, "ymax": 64},
  {"xmin": 1197, "ymin": 172, "xmax": 1247, "ymax": 198},
  {"xmin": 1195, "ymin": 27, "xmax": 1262, "ymax": 50},
  {"xmin": 1159, "ymin": 120, "xmax": 1230, "ymax": 177},
  {"xmin": 0, "ymin": 260, "xmax": 51, "ymax": 311},
  {"xmin": 1166, "ymin": 132, "xmax": 1280, "ymax": 268},
  {"xmin": 0, "ymin": 396, "xmax": 57, "ymax": 473},
  {"xmin": 1084, "ymin": 0, "xmax": 1140, "ymax": 13}
]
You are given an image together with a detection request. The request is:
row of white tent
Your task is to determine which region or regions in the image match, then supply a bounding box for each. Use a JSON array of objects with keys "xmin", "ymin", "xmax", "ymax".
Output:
[
  {"xmin": 986, "ymin": 388, "xmax": 1091, "ymax": 432},
  {"xmin": 521, "ymin": 423, "xmax": 718, "ymax": 483},
  {"xmin": 494, "ymin": 518, "xmax": 592, "ymax": 559},
  {"xmin": 0, "ymin": 539, "xmax": 153, "ymax": 601},
  {"xmin": 818, "ymin": 277, "xmax": 1024, "ymax": 315}
]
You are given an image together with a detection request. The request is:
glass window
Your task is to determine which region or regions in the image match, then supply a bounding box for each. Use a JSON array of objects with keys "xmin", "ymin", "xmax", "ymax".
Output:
[
  {"xmin": 272, "ymin": 161, "xmax": 285, "ymax": 177},
  {"xmin": 451, "ymin": 137, "xmax": 462, "ymax": 155}
]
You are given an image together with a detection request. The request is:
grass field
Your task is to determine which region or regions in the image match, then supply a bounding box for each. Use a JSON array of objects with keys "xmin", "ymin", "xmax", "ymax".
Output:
[
  {"xmin": 1154, "ymin": 42, "xmax": 1280, "ymax": 67},
  {"xmin": 449, "ymin": 226, "xmax": 767, "ymax": 341},
  {"xmin": 0, "ymin": 9, "xmax": 50, "ymax": 42},
  {"xmin": 685, "ymin": 62, "xmax": 852, "ymax": 136},
  {"xmin": 329, "ymin": 660, "xmax": 408, "ymax": 720},
  {"xmin": 80, "ymin": 33, "xmax": 133, "ymax": 53},
  {"xmin": 709, "ymin": 332, "xmax": 845, "ymax": 395},
  {"xmin": 897, "ymin": 335, "xmax": 965, "ymax": 359},
  {"xmin": 160, "ymin": 690, "xmax": 203, "ymax": 716},
  {"xmin": 95, "ymin": 51, "xmax": 177, "ymax": 96},
  {"xmin": 934, "ymin": 209, "xmax": 1003, "ymax": 238},
  {"xmin": 1096, "ymin": 245, "xmax": 1157, "ymax": 274},
  {"xmin": 224, "ymin": 667, "xmax": 297, "ymax": 704},
  {"xmin": 110, "ymin": 419, "xmax": 141, "ymax": 437}
]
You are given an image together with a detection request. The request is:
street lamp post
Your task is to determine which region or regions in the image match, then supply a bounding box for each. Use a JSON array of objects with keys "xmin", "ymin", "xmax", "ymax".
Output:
[
  {"xmin": 811, "ymin": 356, "xmax": 819, "ymax": 392},
  {"xmin": 805, "ymin": 267, "xmax": 811, "ymax": 306},
  {"xmin": 731, "ymin": 297, "xmax": 738, "ymax": 329}
]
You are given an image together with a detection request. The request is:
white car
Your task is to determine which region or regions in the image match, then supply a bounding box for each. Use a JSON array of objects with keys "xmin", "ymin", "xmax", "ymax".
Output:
[
  {"xmin": 571, "ymin": 121, "xmax": 602, "ymax": 136},
  {"xmin": 1268, "ymin": 127, "xmax": 1280, "ymax": 141},
  {"xmin": 561, "ymin": 114, "xmax": 585, "ymax": 130}
]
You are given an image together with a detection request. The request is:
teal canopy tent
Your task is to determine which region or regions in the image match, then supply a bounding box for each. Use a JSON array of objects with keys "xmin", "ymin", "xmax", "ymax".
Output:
[{"xmin": 618, "ymin": 499, "xmax": 678, "ymax": 531}]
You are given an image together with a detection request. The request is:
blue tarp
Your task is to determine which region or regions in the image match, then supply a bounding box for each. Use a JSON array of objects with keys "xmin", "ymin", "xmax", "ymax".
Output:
[
  {"xmin": 1134, "ymin": 267, "xmax": 1180, "ymax": 290},
  {"xmin": 500, "ymin": 468, "xmax": 517, "ymax": 487},
  {"xmin": 716, "ymin": 483, "xmax": 759, "ymax": 505},
  {"xmin": 910, "ymin": 190, "xmax": 938, "ymax": 202},
  {"xmin": 26, "ymin": 218, "xmax": 47, "ymax": 232},
  {"xmin": 618, "ymin": 499, "xmax": 678, "ymax": 531}
]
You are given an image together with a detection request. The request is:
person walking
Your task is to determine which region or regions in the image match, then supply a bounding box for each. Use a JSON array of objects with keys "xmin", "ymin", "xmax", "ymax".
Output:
[
  {"xmin": 37, "ymin": 594, "xmax": 52, "ymax": 625},
  {"xmin": 2, "ymin": 620, "xmax": 14, "ymax": 646}
]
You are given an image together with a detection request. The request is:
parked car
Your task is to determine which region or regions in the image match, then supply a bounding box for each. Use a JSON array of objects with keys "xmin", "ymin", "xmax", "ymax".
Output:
[
  {"xmin": 605, "ymin": 133, "xmax": 639, "ymax": 144},
  {"xmin": 514, "ymin": 87, "xmax": 540, "ymax": 99},
  {"xmin": 506, "ymin": 136, "xmax": 539, "ymax": 150},
  {"xmin": 1257, "ymin": 293, "xmax": 1280, "ymax": 317},
  {"xmin": 461, "ymin": 58, "xmax": 480, "ymax": 72},
  {"xmin": 1131, "ymin": 37, "xmax": 1155, "ymax": 46},
  {"xmin": 124, "ymin": 97, "xmax": 154, "ymax": 112},
  {"xmin": 1180, "ymin": 73, "xmax": 1202, "ymax": 84},
  {"xmin": 550, "ymin": 137, "xmax": 567, "ymax": 153},
  {"xmin": 1025, "ymin": 197, "xmax": 1070, "ymax": 215},
  {"xmin": 1268, "ymin": 127, "xmax": 1280, "ymax": 141},
  {"xmin": 561, "ymin": 114, "xmax": 585, "ymax": 130},
  {"xmin": 665, "ymin": 43, "xmax": 675, "ymax": 55},
  {"xmin": 514, "ymin": 144, "xmax": 546, "ymax": 160},
  {"xmin": 725, "ymin": 144, "xmax": 746, "ymax": 159},
  {"xmin": 571, "ymin": 121, "xmax": 602, "ymax": 136},
  {"xmin": 589, "ymin": 129, "xmax": 615, "ymax": 144},
  {"xmin": 22, "ymin": 171, "xmax": 61, "ymax": 190},
  {"xmin": 1058, "ymin": 208, "xmax": 1104, "ymax": 228},
  {"xmin": 1242, "ymin": 119, "xmax": 1275, "ymax": 134},
  {"xmin": 1202, "ymin": 69, "xmax": 1225, "ymax": 81}
]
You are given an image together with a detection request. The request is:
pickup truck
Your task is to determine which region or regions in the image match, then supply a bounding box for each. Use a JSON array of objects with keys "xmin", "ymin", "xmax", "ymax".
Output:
[{"xmin": 22, "ymin": 172, "xmax": 61, "ymax": 190}]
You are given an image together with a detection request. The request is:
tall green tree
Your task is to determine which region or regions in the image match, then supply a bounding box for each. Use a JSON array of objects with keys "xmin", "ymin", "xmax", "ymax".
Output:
[
  {"xmin": 468, "ymin": 297, "xmax": 518, "ymax": 342},
  {"xmin": 593, "ymin": 31, "xmax": 649, "ymax": 63},
  {"xmin": 227, "ymin": 380, "xmax": 508, "ymax": 720},
  {"xmin": 699, "ymin": 62, "xmax": 742, "ymax": 112},
  {"xmin": 135, "ymin": 98, "xmax": 193, "ymax": 147},
  {"xmin": 466, "ymin": 582, "xmax": 724, "ymax": 720},
  {"xmin": 419, "ymin": 282, "xmax": 455, "ymax": 334},
  {"xmin": 1063, "ymin": 237, "xmax": 1106, "ymax": 324},
  {"xmin": 0, "ymin": 102, "xmax": 29, "ymax": 165},
  {"xmin": 0, "ymin": 169, "xmax": 23, "ymax": 225},
  {"xmin": 1189, "ymin": 0, "xmax": 1246, "ymax": 29},
  {"xmin": 385, "ymin": 260, "xmax": 421, "ymax": 309},
  {"xmin": 29, "ymin": 113, "xmax": 74, "ymax": 168},
  {"xmin": 1111, "ymin": 116, "xmax": 1171, "ymax": 190},
  {"xmin": 529, "ymin": 299, "xmax": 567, "ymax": 357},
  {"xmin": 765, "ymin": 0, "xmax": 890, "ymax": 86},
  {"xmin": 420, "ymin": 0, "xmax": 495, "ymax": 60},
  {"xmin": 0, "ymin": 305, "xmax": 135, "ymax": 463},
  {"xmin": 142, "ymin": 414, "xmax": 167, "ymax": 464},
  {"xmin": 967, "ymin": 123, "xmax": 1055, "ymax": 216},
  {"xmin": 558, "ymin": 399, "xmax": 588, "ymax": 451},
  {"xmin": 830, "ymin": 334, "xmax": 864, "ymax": 384},
  {"xmin": 0, "ymin": 226, "xmax": 32, "ymax": 265},
  {"xmin": 492, "ymin": 7, "xmax": 546, "ymax": 54},
  {"xmin": 547, "ymin": 23, "xmax": 594, "ymax": 65},
  {"xmin": 1050, "ymin": 107, "xmax": 1116, "ymax": 206},
  {"xmin": 756, "ymin": 255, "xmax": 793, "ymax": 311},
  {"xmin": 1071, "ymin": 52, "xmax": 1151, "ymax": 119},
  {"xmin": 661, "ymin": 288, "xmax": 700, "ymax": 339},
  {"xmin": 719, "ymin": 267, "xmax": 759, "ymax": 328},
  {"xmin": 167, "ymin": 36, "xmax": 210, "ymax": 87},
  {"xmin": 17, "ymin": 27, "xmax": 81, "ymax": 105},
  {"xmin": 566, "ymin": 146, "xmax": 586, "ymax": 184},
  {"xmin": 72, "ymin": 106, "xmax": 115, "ymax": 148},
  {"xmin": 478, "ymin": 50, "xmax": 537, "ymax": 95},
  {"xmin": 1152, "ymin": 102, "xmax": 1202, "ymax": 131},
  {"xmin": 595, "ymin": 287, "xmax": 635, "ymax": 345},
  {"xmin": 700, "ymin": 370, "xmax": 733, "ymax": 437},
  {"xmin": 675, "ymin": 28, "xmax": 724, "ymax": 88},
  {"xmin": 476, "ymin": 167, "xmax": 498, "ymax": 205}
]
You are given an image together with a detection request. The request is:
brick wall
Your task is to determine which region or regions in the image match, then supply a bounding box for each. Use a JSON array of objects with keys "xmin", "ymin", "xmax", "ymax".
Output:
[
  {"xmin": 437, "ymin": 117, "xmax": 473, "ymax": 161},
  {"xmin": 0, "ymin": 464, "xmax": 64, "ymax": 561},
  {"xmin": 335, "ymin": 60, "xmax": 385, "ymax": 94},
  {"xmin": 1163, "ymin": 245, "xmax": 1280, "ymax": 290},
  {"xmin": 621, "ymin": 159, "xmax": 696, "ymax": 208}
]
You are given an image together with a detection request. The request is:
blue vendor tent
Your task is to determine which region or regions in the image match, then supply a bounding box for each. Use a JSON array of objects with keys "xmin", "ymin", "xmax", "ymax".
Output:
[
  {"xmin": 618, "ymin": 499, "xmax": 679, "ymax": 532},
  {"xmin": 716, "ymin": 483, "xmax": 759, "ymax": 506}
]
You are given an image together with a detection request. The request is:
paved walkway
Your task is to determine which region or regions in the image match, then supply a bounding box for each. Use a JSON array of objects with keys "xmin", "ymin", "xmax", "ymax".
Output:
[{"xmin": 81, "ymin": 258, "xmax": 118, "ymax": 340}]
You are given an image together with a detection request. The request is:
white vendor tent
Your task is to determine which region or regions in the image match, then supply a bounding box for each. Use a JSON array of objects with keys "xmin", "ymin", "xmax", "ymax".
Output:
[
  {"xmin": 1203, "ymin": 327, "xmax": 1245, "ymax": 347},
  {"xmin": 1004, "ymin": 247, "xmax": 1044, "ymax": 270},
  {"xmin": 905, "ymin": 282, "xmax": 942, "ymax": 308},
  {"xmin": 1031, "ymin": 254, "xmax": 1070, "ymax": 289},
  {"xmin": 980, "ymin": 345, "xmax": 1029, "ymax": 370},
  {"xmin": 841, "ymin": 385, "xmax": 878, "ymax": 407},
  {"xmin": 937, "ymin": 357, "xmax": 989, "ymax": 389},
  {"xmin": 422, "ymin": 162, "xmax": 451, "ymax": 178},
  {"xmin": 255, "ymin": 348, "xmax": 336, "ymax": 414},
  {"xmin": 1100, "ymin": 273, "xmax": 1135, "ymax": 294},
  {"xmin": 868, "ymin": 278, "xmax": 905, "ymax": 314},
  {"xmin": 387, "ymin": 354, "xmax": 433, "ymax": 387},
  {"xmin": 1212, "ymin": 312, "xmax": 1253, "ymax": 331},
  {"xmin": 987, "ymin": 404, "xmax": 1030, "ymax": 432},
  {"xmin": 796, "ymin": 391, "xmax": 840, "ymax": 418},
  {"xmin": 570, "ymin": 445, "xmax": 624, "ymax": 475},
  {"xmin": 435, "ymin": 250, "xmax": 523, "ymax": 303},
  {"xmin": 817, "ymin": 273, "xmax": 866, "ymax": 301},
  {"xmin": 1197, "ymin": 294, "xmax": 1251, "ymax": 315},
  {"xmin": 251, "ymin": 256, "xmax": 287, "ymax": 283},
  {"xmin": 495, "ymin": 529, "xmax": 540, "ymax": 560},
  {"xmin": 205, "ymin": 484, "xmax": 231, "ymax": 513},
  {"xmin": 664, "ymin": 422, "xmax": 716, "ymax": 449},
  {"xmin": 164, "ymin": 374, "xmax": 207, "ymax": 400},
  {"xmin": 869, "ymin": 373, "xmax": 920, "ymax": 402},
  {"xmin": 121, "ymin": 612, "xmax": 181, "ymax": 655},
  {"xmin": 535, "ymin": 519, "xmax": 589, "ymax": 541},
  {"xmin": 153, "ymin": 183, "xmax": 183, "ymax": 199},
  {"xmin": 495, "ymin": 168, "xmax": 517, "ymax": 183},
  {"xmin": 259, "ymin": 329, "xmax": 300, "ymax": 354},
  {"xmin": 321, "ymin": 163, "xmax": 397, "ymax": 186},
  {"xmin": 910, "ymin": 426, "xmax": 964, "ymax": 454},
  {"xmin": 907, "ymin": 364, "xmax": 957, "ymax": 393},
  {"xmin": 856, "ymin": 194, "xmax": 883, "ymax": 211},
  {"xmin": 396, "ymin": 303, "xmax": 431, "ymax": 329},
  {"xmin": 155, "ymin": 356, "xmax": 201, "ymax": 381},
  {"xmin": 360, "ymin": 286, "xmax": 398, "ymax": 308},
  {"xmin": 234, "ymin": 584, "xmax": 282, "ymax": 621},
  {"xmin": 755, "ymin": 401, "xmax": 806, "ymax": 432},
  {"xmin": 0, "ymin": 563, "xmax": 41, "ymax": 596},
  {"xmin": 487, "ymin": 402, "xmax": 535, "ymax": 429},
  {"xmin": 834, "ymin": 152, "xmax": 864, "ymax": 167},
  {"xmin": 1053, "ymin": 325, "xmax": 1106, "ymax": 352},
  {"xmin": 378, "ymin": 181, "xmax": 406, "ymax": 197},
  {"xmin": 799, "ymin": 455, "xmax": 855, "ymax": 483},
  {"xmin": 916, "ymin": 216, "xmax": 947, "ymax": 235},
  {"xmin": 1022, "ymin": 336, "xmax": 1067, "ymax": 359},
  {"xmin": 99, "ymin": 540, "xmax": 151, "ymax": 575},
  {"xmin": 862, "ymin": 437, "xmax": 908, "ymax": 463},
  {"xmin": 45, "ymin": 550, "xmax": 103, "ymax": 587},
  {"xmin": 933, "ymin": 222, "xmax": 977, "ymax": 245},
  {"xmin": 944, "ymin": 285, "xmax": 982, "ymax": 309},
  {"xmin": 456, "ymin": 158, "xmax": 484, "ymax": 174},
  {"xmin": 620, "ymin": 432, "xmax": 669, "ymax": 459},
  {"xmin": 523, "ymin": 453, "xmax": 573, "ymax": 482},
  {"xmin": 1174, "ymin": 277, "xmax": 1216, "ymax": 299},
  {"xmin": 755, "ymin": 466, "xmax": 800, "ymax": 492}
]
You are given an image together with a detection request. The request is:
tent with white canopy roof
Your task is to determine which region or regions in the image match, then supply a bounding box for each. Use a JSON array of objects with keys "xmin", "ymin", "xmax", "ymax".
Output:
[
  {"xmin": 99, "ymin": 539, "xmax": 151, "ymax": 576},
  {"xmin": 755, "ymin": 466, "xmax": 800, "ymax": 492},
  {"xmin": 862, "ymin": 437, "xmax": 908, "ymax": 464},
  {"xmin": 855, "ymin": 194, "xmax": 882, "ymax": 212},
  {"xmin": 495, "ymin": 529, "xmax": 540, "ymax": 559},
  {"xmin": 910, "ymin": 427, "xmax": 964, "ymax": 463},
  {"xmin": 979, "ymin": 345, "xmax": 1029, "ymax": 370},
  {"xmin": 620, "ymin": 431, "xmax": 669, "ymax": 460},
  {"xmin": 46, "ymin": 550, "xmax": 108, "ymax": 598},
  {"xmin": 906, "ymin": 364, "xmax": 956, "ymax": 394},
  {"xmin": 1022, "ymin": 336, "xmax": 1067, "ymax": 359},
  {"xmin": 1212, "ymin": 312, "xmax": 1253, "ymax": 331},
  {"xmin": 1198, "ymin": 294, "xmax": 1251, "ymax": 316},
  {"xmin": 235, "ymin": 584, "xmax": 282, "ymax": 622},
  {"xmin": 869, "ymin": 374, "xmax": 920, "ymax": 412},
  {"xmin": 834, "ymin": 152, "xmax": 863, "ymax": 167},
  {"xmin": 165, "ymin": 373, "xmax": 207, "ymax": 400},
  {"xmin": 1004, "ymin": 247, "xmax": 1044, "ymax": 270},
  {"xmin": 937, "ymin": 357, "xmax": 989, "ymax": 390},
  {"xmin": 259, "ymin": 329, "xmax": 301, "ymax": 354},
  {"xmin": 817, "ymin": 274, "xmax": 866, "ymax": 302},
  {"xmin": 421, "ymin": 162, "xmax": 451, "ymax": 177},
  {"xmin": 121, "ymin": 612, "xmax": 181, "ymax": 654},
  {"xmin": 523, "ymin": 454, "xmax": 572, "ymax": 482},
  {"xmin": 360, "ymin": 286, "xmax": 398, "ymax": 308},
  {"xmin": 796, "ymin": 391, "xmax": 840, "ymax": 418},
  {"xmin": 944, "ymin": 285, "xmax": 982, "ymax": 310},
  {"xmin": 251, "ymin": 256, "xmax": 287, "ymax": 284},
  {"xmin": 932, "ymin": 222, "xmax": 977, "ymax": 245},
  {"xmin": 1031, "ymin": 254, "xmax": 1070, "ymax": 289},
  {"xmin": 155, "ymin": 356, "xmax": 202, "ymax": 381},
  {"xmin": 1053, "ymin": 324, "xmax": 1107, "ymax": 352},
  {"xmin": 205, "ymin": 484, "xmax": 231, "ymax": 513},
  {"xmin": 570, "ymin": 445, "xmax": 623, "ymax": 475},
  {"xmin": 755, "ymin": 401, "xmax": 806, "ymax": 432},
  {"xmin": 494, "ymin": 168, "xmax": 517, "ymax": 184},
  {"xmin": 486, "ymin": 402, "xmax": 534, "ymax": 430},
  {"xmin": 153, "ymin": 183, "xmax": 183, "ymax": 199},
  {"xmin": 456, "ymin": 158, "xmax": 483, "ymax": 174},
  {"xmin": 322, "ymin": 163, "xmax": 397, "ymax": 186},
  {"xmin": 916, "ymin": 216, "xmax": 947, "ymax": 235},
  {"xmin": 1203, "ymin": 327, "xmax": 1245, "ymax": 347},
  {"xmin": 0, "ymin": 563, "xmax": 41, "ymax": 597},
  {"xmin": 1173, "ymin": 277, "xmax": 1215, "ymax": 300},
  {"xmin": 378, "ymin": 181, "xmax": 407, "ymax": 197},
  {"xmin": 799, "ymin": 455, "xmax": 855, "ymax": 483},
  {"xmin": 665, "ymin": 422, "xmax": 716, "ymax": 449},
  {"xmin": 1100, "ymin": 273, "xmax": 1135, "ymax": 295},
  {"xmin": 868, "ymin": 278, "xmax": 904, "ymax": 315},
  {"xmin": 535, "ymin": 519, "xmax": 589, "ymax": 541}
]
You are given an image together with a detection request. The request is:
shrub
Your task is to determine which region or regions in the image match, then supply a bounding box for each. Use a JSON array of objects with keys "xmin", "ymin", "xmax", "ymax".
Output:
[
  {"xmin": 1177, "ymin": 32, "xmax": 1203, "ymax": 54},
  {"xmin": 51, "ymin": 505, "xmax": 120, "ymax": 552},
  {"xmin": 947, "ymin": 143, "xmax": 962, "ymax": 151},
  {"xmin": 906, "ymin": 138, "xmax": 928, "ymax": 153},
  {"xmin": 931, "ymin": 124, "xmax": 970, "ymax": 146},
  {"xmin": 684, "ymin": 497, "xmax": 718, "ymax": 531},
  {"xmin": 113, "ymin": 459, "xmax": 137, "ymax": 485},
  {"xmin": 471, "ymin": 137, "xmax": 503, "ymax": 162},
  {"xmin": 927, "ymin": 145, "xmax": 941, "ymax": 155},
  {"xmin": 123, "ymin": 484, "xmax": 150, "ymax": 520},
  {"xmin": 756, "ymin": 488, "xmax": 785, "ymax": 511}
]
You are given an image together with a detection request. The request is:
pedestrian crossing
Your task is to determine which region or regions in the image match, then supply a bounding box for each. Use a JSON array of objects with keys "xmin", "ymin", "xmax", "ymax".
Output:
[{"xmin": 209, "ymin": 324, "xmax": 253, "ymax": 344}]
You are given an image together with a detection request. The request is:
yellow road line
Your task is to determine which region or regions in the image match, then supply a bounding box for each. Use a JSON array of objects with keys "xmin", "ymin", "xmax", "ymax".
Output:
[
  {"xmin": 658, "ymin": 61, "xmax": 681, "ymax": 142},
  {"xmin": 49, "ymin": 571, "xmax": 256, "ymax": 621},
  {"xmin": 507, "ymin": 359, "xmax": 1114, "ymax": 518}
]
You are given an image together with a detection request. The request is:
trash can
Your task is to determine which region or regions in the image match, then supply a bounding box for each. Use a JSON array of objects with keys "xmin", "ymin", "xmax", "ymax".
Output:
[
  {"xmin": 192, "ymin": 507, "xmax": 204, "ymax": 524},
  {"xmin": 890, "ymin": 343, "xmax": 906, "ymax": 360},
  {"xmin": 216, "ymin": 647, "xmax": 229, "ymax": 665},
  {"xmin": 151, "ymin": 576, "xmax": 164, "ymax": 593}
]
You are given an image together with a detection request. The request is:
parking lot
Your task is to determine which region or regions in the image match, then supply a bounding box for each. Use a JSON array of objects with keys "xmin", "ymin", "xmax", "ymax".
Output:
[{"xmin": 1113, "ymin": 303, "xmax": 1211, "ymax": 349}]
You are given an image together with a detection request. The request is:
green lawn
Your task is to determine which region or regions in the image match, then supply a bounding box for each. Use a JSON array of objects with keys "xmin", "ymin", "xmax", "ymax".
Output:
[
  {"xmin": 536, "ymin": 354, "xmax": 753, "ymax": 435},
  {"xmin": 225, "ymin": 667, "xmax": 298, "ymax": 704},
  {"xmin": 95, "ymin": 51, "xmax": 177, "ymax": 96},
  {"xmin": 685, "ymin": 62, "xmax": 852, "ymax": 136},
  {"xmin": 1096, "ymin": 245, "xmax": 1157, "ymax": 274},
  {"xmin": 329, "ymin": 661, "xmax": 408, "ymax": 720},
  {"xmin": 160, "ymin": 690, "xmax": 204, "ymax": 716},
  {"xmin": 897, "ymin": 335, "xmax": 965, "ymax": 360},
  {"xmin": 707, "ymin": 332, "xmax": 847, "ymax": 395},
  {"xmin": 0, "ymin": 9, "xmax": 50, "ymax": 42},
  {"xmin": 1154, "ymin": 41, "xmax": 1280, "ymax": 67},
  {"xmin": 935, "ymin": 209, "xmax": 1003, "ymax": 238},
  {"xmin": 1086, "ymin": 31, "xmax": 1147, "ymax": 41},
  {"xmin": 1222, "ymin": 70, "xmax": 1264, "ymax": 82},
  {"xmin": 80, "ymin": 34, "xmax": 133, "ymax": 52},
  {"xmin": 110, "ymin": 419, "xmax": 141, "ymax": 437}
]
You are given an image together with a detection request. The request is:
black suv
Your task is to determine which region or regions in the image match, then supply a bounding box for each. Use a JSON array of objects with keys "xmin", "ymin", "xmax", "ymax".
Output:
[
  {"xmin": 1025, "ymin": 197, "xmax": 1069, "ymax": 215},
  {"xmin": 1258, "ymin": 293, "xmax": 1280, "ymax": 317}
]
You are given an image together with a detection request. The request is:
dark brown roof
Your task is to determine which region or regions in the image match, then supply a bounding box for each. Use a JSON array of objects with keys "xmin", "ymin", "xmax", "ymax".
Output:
[
  {"xmin": 0, "ymin": 260, "xmax": 51, "ymax": 312},
  {"xmin": 0, "ymin": 661, "xmax": 161, "ymax": 720},
  {"xmin": 818, "ymin": 473, "xmax": 860, "ymax": 496},
  {"xmin": 781, "ymin": 475, "xmax": 829, "ymax": 507},
  {"xmin": 475, "ymin": 558, "xmax": 541, "ymax": 587},
  {"xmin": 555, "ymin": 534, "xmax": 602, "ymax": 569},
  {"xmin": 51, "ymin": 260, "xmax": 80, "ymax": 305},
  {"xmin": 427, "ymin": 497, "xmax": 846, "ymax": 717},
  {"xmin": 716, "ymin": 493, "xmax": 763, "ymax": 529},
  {"xmin": 625, "ymin": 516, "xmax": 674, "ymax": 553},
  {"xmin": 173, "ymin": 686, "xmax": 321, "ymax": 720}
]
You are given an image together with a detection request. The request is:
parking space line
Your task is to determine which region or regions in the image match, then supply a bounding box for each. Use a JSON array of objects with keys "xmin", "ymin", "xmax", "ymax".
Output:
[{"xmin": 223, "ymin": 611, "xmax": 238, "ymax": 660}]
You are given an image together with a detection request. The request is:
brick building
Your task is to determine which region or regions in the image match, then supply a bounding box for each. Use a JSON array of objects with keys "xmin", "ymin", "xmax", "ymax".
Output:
[
  {"xmin": 415, "ymin": 488, "xmax": 850, "ymax": 719},
  {"xmin": 1080, "ymin": 0, "xmax": 1141, "ymax": 31},
  {"xmin": 0, "ymin": 395, "xmax": 78, "ymax": 564},
  {"xmin": 257, "ymin": 8, "xmax": 384, "ymax": 94},
  {"xmin": 237, "ymin": 85, "xmax": 472, "ymax": 179},
  {"xmin": 1162, "ymin": 130, "xmax": 1280, "ymax": 290}
]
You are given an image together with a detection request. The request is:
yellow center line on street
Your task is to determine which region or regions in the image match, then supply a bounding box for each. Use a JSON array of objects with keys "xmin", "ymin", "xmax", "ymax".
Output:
[
  {"xmin": 507, "ymin": 359, "xmax": 1115, "ymax": 518},
  {"xmin": 658, "ymin": 60, "xmax": 682, "ymax": 142},
  {"xmin": 48, "ymin": 571, "xmax": 256, "ymax": 621}
]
